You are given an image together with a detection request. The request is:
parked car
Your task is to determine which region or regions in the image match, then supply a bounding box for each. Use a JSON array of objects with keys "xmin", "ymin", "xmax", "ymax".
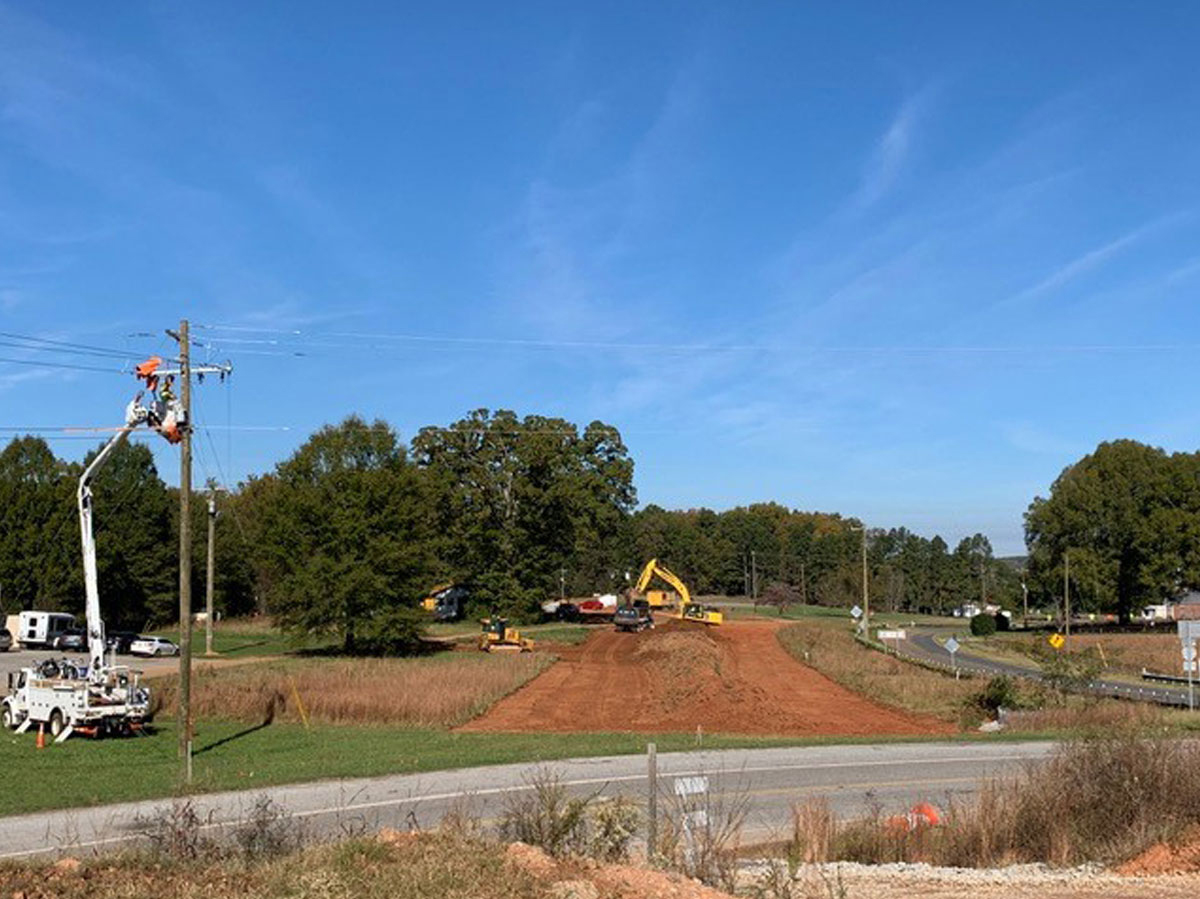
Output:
[
  {"xmin": 0, "ymin": 627, "xmax": 11, "ymax": 652},
  {"xmin": 52, "ymin": 628, "xmax": 87, "ymax": 652},
  {"xmin": 130, "ymin": 636, "xmax": 179, "ymax": 657},
  {"xmin": 105, "ymin": 631, "xmax": 139, "ymax": 654}
]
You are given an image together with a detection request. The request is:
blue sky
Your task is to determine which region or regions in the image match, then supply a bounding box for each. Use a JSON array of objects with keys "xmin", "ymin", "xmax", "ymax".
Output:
[{"xmin": 1, "ymin": 2, "xmax": 1199, "ymax": 554}]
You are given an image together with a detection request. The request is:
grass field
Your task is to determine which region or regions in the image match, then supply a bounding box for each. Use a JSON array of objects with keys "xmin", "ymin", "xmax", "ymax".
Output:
[
  {"xmin": 0, "ymin": 718, "xmax": 942, "ymax": 818},
  {"xmin": 155, "ymin": 653, "xmax": 556, "ymax": 727},
  {"xmin": 0, "ymin": 834, "xmax": 541, "ymax": 899},
  {"xmin": 984, "ymin": 630, "xmax": 1183, "ymax": 677},
  {"xmin": 427, "ymin": 621, "xmax": 593, "ymax": 645},
  {"xmin": 152, "ymin": 618, "xmax": 335, "ymax": 657},
  {"xmin": 777, "ymin": 619, "xmax": 981, "ymax": 723}
]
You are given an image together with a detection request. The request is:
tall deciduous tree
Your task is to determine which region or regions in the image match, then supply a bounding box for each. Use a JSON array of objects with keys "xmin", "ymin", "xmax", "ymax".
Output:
[
  {"xmin": 1025, "ymin": 440, "xmax": 1200, "ymax": 623},
  {"xmin": 411, "ymin": 409, "xmax": 635, "ymax": 615},
  {"xmin": 251, "ymin": 416, "xmax": 435, "ymax": 652}
]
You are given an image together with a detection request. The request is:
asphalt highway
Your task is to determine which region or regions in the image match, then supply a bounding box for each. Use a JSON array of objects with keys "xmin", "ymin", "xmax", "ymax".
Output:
[
  {"xmin": 904, "ymin": 632, "xmax": 1196, "ymax": 707},
  {"xmin": 0, "ymin": 740, "xmax": 1055, "ymax": 859}
]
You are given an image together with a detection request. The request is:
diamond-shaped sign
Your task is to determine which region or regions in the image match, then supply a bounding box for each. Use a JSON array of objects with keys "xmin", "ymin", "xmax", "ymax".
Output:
[
  {"xmin": 944, "ymin": 637, "xmax": 960, "ymax": 654},
  {"xmin": 850, "ymin": 605, "xmax": 862, "ymax": 620}
]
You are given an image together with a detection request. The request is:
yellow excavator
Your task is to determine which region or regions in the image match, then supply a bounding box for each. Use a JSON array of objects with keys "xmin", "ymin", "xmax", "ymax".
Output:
[
  {"xmin": 478, "ymin": 616, "xmax": 535, "ymax": 652},
  {"xmin": 633, "ymin": 559, "xmax": 723, "ymax": 625}
]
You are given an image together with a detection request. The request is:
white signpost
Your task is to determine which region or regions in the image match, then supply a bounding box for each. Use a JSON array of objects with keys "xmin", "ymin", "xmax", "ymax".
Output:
[
  {"xmin": 674, "ymin": 776, "xmax": 709, "ymax": 797},
  {"xmin": 1184, "ymin": 641, "xmax": 1197, "ymax": 712},
  {"xmin": 877, "ymin": 629, "xmax": 906, "ymax": 653},
  {"xmin": 944, "ymin": 636, "xmax": 960, "ymax": 679},
  {"xmin": 674, "ymin": 776, "xmax": 709, "ymax": 865},
  {"xmin": 1178, "ymin": 622, "xmax": 1200, "ymax": 711}
]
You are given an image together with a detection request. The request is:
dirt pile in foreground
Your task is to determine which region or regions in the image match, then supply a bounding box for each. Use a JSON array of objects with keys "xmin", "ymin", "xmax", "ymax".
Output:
[
  {"xmin": 1119, "ymin": 826, "xmax": 1200, "ymax": 876},
  {"xmin": 460, "ymin": 618, "xmax": 951, "ymax": 736}
]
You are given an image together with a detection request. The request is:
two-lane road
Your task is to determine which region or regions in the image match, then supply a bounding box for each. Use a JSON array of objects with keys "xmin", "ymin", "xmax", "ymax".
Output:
[{"xmin": 0, "ymin": 741, "xmax": 1055, "ymax": 859}]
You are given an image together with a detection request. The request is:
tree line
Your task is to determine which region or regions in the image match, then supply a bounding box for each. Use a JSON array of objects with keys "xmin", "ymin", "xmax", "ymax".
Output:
[{"xmin": 27, "ymin": 410, "xmax": 1197, "ymax": 649}]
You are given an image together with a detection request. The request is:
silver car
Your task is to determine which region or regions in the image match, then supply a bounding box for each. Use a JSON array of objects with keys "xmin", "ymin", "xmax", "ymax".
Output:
[{"xmin": 130, "ymin": 635, "xmax": 179, "ymax": 657}]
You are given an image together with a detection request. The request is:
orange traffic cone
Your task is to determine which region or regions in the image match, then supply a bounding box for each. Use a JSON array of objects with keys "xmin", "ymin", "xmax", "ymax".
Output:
[{"xmin": 35, "ymin": 723, "xmax": 45, "ymax": 750}]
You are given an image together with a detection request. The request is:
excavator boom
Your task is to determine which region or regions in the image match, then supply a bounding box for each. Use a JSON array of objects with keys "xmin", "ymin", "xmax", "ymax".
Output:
[{"xmin": 633, "ymin": 559, "xmax": 720, "ymax": 624}]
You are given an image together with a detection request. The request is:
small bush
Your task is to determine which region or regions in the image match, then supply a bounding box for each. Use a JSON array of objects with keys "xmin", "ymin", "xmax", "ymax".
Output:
[
  {"xmin": 969, "ymin": 613, "xmax": 996, "ymax": 637},
  {"xmin": 655, "ymin": 770, "xmax": 749, "ymax": 890},
  {"xmin": 973, "ymin": 676, "xmax": 1019, "ymax": 715},
  {"xmin": 587, "ymin": 796, "xmax": 640, "ymax": 862},
  {"xmin": 498, "ymin": 769, "xmax": 595, "ymax": 858},
  {"xmin": 134, "ymin": 800, "xmax": 218, "ymax": 861},
  {"xmin": 232, "ymin": 795, "xmax": 307, "ymax": 860}
]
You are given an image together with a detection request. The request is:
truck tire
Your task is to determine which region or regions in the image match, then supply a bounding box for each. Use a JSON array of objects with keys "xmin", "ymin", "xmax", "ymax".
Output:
[
  {"xmin": 1, "ymin": 705, "xmax": 14, "ymax": 730},
  {"xmin": 48, "ymin": 709, "xmax": 65, "ymax": 739}
]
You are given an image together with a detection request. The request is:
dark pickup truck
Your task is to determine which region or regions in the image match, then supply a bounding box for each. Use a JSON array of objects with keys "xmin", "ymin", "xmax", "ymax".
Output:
[{"xmin": 613, "ymin": 602, "xmax": 653, "ymax": 633}]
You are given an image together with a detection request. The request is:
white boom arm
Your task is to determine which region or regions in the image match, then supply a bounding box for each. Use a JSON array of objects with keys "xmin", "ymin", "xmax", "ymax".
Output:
[{"xmin": 79, "ymin": 399, "xmax": 149, "ymax": 681}]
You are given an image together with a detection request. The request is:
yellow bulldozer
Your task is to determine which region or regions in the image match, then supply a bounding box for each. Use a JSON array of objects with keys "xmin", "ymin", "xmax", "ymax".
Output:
[
  {"xmin": 633, "ymin": 559, "xmax": 722, "ymax": 625},
  {"xmin": 478, "ymin": 617, "xmax": 535, "ymax": 653}
]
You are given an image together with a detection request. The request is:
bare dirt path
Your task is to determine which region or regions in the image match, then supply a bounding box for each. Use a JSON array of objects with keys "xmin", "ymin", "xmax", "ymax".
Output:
[{"xmin": 459, "ymin": 618, "xmax": 952, "ymax": 736}]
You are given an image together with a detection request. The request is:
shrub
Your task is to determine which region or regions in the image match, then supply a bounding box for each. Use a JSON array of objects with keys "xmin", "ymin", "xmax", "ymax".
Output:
[
  {"xmin": 969, "ymin": 613, "xmax": 996, "ymax": 637},
  {"xmin": 973, "ymin": 676, "xmax": 1019, "ymax": 715},
  {"xmin": 498, "ymin": 768, "xmax": 595, "ymax": 858}
]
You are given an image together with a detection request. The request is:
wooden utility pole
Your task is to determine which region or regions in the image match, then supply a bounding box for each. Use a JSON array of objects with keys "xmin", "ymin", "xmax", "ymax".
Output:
[
  {"xmin": 751, "ymin": 550, "xmax": 758, "ymax": 601},
  {"xmin": 177, "ymin": 319, "xmax": 192, "ymax": 769},
  {"xmin": 861, "ymin": 527, "xmax": 869, "ymax": 634},
  {"xmin": 206, "ymin": 488, "xmax": 216, "ymax": 656},
  {"xmin": 1064, "ymin": 550, "xmax": 1071, "ymax": 648}
]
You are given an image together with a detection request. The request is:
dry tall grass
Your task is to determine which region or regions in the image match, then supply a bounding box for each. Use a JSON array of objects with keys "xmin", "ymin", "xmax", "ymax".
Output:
[
  {"xmin": 155, "ymin": 653, "xmax": 554, "ymax": 728},
  {"xmin": 786, "ymin": 734, "xmax": 1200, "ymax": 868},
  {"xmin": 777, "ymin": 621, "xmax": 979, "ymax": 722},
  {"xmin": 0, "ymin": 834, "xmax": 549, "ymax": 899},
  {"xmin": 995, "ymin": 631, "xmax": 1182, "ymax": 677}
]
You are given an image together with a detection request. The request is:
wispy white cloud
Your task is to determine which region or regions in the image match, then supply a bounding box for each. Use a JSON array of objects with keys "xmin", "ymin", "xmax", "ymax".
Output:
[
  {"xmin": 846, "ymin": 86, "xmax": 936, "ymax": 213},
  {"xmin": 996, "ymin": 214, "xmax": 1188, "ymax": 309},
  {"xmin": 502, "ymin": 52, "xmax": 710, "ymax": 340}
]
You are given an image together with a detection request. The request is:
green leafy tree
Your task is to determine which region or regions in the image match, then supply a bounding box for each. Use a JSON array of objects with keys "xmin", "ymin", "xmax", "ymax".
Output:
[
  {"xmin": 0, "ymin": 437, "xmax": 77, "ymax": 612},
  {"xmin": 412, "ymin": 410, "xmax": 635, "ymax": 617},
  {"xmin": 1025, "ymin": 440, "xmax": 1200, "ymax": 623},
  {"xmin": 250, "ymin": 416, "xmax": 435, "ymax": 652}
]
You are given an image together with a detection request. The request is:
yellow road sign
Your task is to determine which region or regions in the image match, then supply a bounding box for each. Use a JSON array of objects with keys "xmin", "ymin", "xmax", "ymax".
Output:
[{"xmin": 1049, "ymin": 633, "xmax": 1065, "ymax": 650}]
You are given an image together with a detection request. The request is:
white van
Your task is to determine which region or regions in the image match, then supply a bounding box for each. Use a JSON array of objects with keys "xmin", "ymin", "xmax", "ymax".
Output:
[{"xmin": 17, "ymin": 611, "xmax": 76, "ymax": 648}]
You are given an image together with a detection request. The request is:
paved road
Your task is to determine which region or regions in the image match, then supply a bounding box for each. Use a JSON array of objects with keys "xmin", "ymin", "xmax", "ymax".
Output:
[
  {"xmin": 0, "ymin": 741, "xmax": 1054, "ymax": 859},
  {"xmin": 904, "ymin": 633, "xmax": 1195, "ymax": 706}
]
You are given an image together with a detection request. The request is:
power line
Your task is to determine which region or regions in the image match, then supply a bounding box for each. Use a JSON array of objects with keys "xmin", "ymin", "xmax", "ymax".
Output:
[
  {"xmin": 194, "ymin": 322, "xmax": 1200, "ymax": 356},
  {"xmin": 0, "ymin": 330, "xmax": 155, "ymax": 361},
  {"xmin": 0, "ymin": 355, "xmax": 127, "ymax": 374}
]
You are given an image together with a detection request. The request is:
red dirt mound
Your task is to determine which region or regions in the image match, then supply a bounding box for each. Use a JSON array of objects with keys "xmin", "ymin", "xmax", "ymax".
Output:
[
  {"xmin": 458, "ymin": 618, "xmax": 951, "ymax": 737},
  {"xmin": 1119, "ymin": 827, "xmax": 1200, "ymax": 875}
]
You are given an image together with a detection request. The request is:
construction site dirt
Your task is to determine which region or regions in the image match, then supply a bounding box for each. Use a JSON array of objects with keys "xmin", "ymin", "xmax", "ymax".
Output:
[{"xmin": 458, "ymin": 618, "xmax": 952, "ymax": 737}]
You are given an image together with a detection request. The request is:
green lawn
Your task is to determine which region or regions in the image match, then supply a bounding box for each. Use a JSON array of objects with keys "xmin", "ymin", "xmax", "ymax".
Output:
[
  {"xmin": 150, "ymin": 627, "xmax": 336, "ymax": 658},
  {"xmin": 427, "ymin": 621, "xmax": 593, "ymax": 645},
  {"xmin": 729, "ymin": 602, "xmax": 962, "ymax": 628},
  {"xmin": 0, "ymin": 719, "xmax": 1011, "ymax": 817}
]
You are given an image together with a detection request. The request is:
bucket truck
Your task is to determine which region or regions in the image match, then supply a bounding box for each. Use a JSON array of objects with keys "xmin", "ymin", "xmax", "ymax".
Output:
[{"xmin": 1, "ymin": 397, "xmax": 154, "ymax": 741}]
